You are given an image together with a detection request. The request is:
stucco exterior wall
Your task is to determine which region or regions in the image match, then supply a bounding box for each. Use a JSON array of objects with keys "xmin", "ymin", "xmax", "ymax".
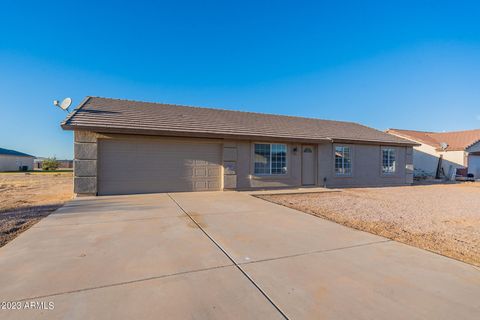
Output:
[
  {"xmin": 317, "ymin": 143, "xmax": 412, "ymax": 187},
  {"xmin": 235, "ymin": 141, "xmax": 302, "ymax": 189},
  {"xmin": 234, "ymin": 141, "xmax": 412, "ymax": 189},
  {"xmin": 411, "ymin": 143, "xmax": 439, "ymax": 177},
  {"xmin": 73, "ymin": 131, "xmax": 414, "ymax": 195},
  {"xmin": 412, "ymin": 146, "xmax": 467, "ymax": 178},
  {"xmin": 437, "ymin": 150, "xmax": 466, "ymax": 178},
  {"xmin": 0, "ymin": 155, "xmax": 34, "ymax": 171},
  {"xmin": 439, "ymin": 150, "xmax": 466, "ymax": 166}
]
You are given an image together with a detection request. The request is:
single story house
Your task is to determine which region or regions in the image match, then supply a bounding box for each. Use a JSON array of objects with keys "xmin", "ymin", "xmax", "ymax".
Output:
[
  {"xmin": 62, "ymin": 97, "xmax": 417, "ymax": 196},
  {"xmin": 0, "ymin": 148, "xmax": 35, "ymax": 172},
  {"xmin": 387, "ymin": 128, "xmax": 480, "ymax": 179}
]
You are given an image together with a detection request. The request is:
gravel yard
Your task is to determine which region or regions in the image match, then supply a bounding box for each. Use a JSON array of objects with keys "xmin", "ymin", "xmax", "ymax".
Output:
[
  {"xmin": 258, "ymin": 183, "xmax": 480, "ymax": 267},
  {"xmin": 0, "ymin": 172, "xmax": 73, "ymax": 247}
]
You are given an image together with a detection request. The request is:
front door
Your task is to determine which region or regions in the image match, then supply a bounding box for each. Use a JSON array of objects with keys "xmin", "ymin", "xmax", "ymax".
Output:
[{"xmin": 302, "ymin": 145, "xmax": 315, "ymax": 185}]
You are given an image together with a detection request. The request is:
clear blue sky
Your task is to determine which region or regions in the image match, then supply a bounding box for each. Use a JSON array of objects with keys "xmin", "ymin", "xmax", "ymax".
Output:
[{"xmin": 1, "ymin": 1, "xmax": 479, "ymax": 159}]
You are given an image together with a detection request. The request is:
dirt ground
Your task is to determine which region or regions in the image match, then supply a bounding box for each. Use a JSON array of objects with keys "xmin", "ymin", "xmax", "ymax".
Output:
[
  {"xmin": 0, "ymin": 172, "xmax": 73, "ymax": 247},
  {"xmin": 259, "ymin": 182, "xmax": 480, "ymax": 267}
]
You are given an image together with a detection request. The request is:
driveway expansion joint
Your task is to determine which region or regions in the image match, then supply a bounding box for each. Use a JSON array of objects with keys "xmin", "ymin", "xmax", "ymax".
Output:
[
  {"xmin": 14, "ymin": 264, "xmax": 234, "ymax": 302},
  {"xmin": 32, "ymin": 215, "xmax": 183, "ymax": 228},
  {"xmin": 188, "ymin": 209, "xmax": 272, "ymax": 217},
  {"xmin": 238, "ymin": 239, "xmax": 392, "ymax": 266},
  {"xmin": 167, "ymin": 193, "xmax": 290, "ymax": 320}
]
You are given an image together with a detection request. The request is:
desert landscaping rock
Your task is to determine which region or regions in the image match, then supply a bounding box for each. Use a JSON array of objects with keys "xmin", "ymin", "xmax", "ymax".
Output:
[
  {"xmin": 0, "ymin": 172, "xmax": 73, "ymax": 247},
  {"xmin": 259, "ymin": 182, "xmax": 480, "ymax": 266}
]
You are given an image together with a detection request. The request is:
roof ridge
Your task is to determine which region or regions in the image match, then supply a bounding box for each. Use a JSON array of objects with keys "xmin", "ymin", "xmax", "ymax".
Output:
[
  {"xmin": 388, "ymin": 128, "xmax": 436, "ymax": 134},
  {"xmin": 430, "ymin": 128, "xmax": 480, "ymax": 135},
  {"xmin": 88, "ymin": 96, "xmax": 361, "ymax": 126},
  {"xmin": 389, "ymin": 128, "xmax": 480, "ymax": 135}
]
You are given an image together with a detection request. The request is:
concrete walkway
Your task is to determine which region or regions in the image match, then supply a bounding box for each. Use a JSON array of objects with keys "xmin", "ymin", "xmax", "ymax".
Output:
[{"xmin": 0, "ymin": 192, "xmax": 479, "ymax": 319}]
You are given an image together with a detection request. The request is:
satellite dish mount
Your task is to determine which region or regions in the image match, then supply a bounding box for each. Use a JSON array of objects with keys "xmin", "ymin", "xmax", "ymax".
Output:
[{"xmin": 54, "ymin": 97, "xmax": 72, "ymax": 112}]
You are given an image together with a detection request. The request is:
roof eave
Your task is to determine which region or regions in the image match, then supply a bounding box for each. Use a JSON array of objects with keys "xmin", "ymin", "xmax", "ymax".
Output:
[
  {"xmin": 60, "ymin": 96, "xmax": 92, "ymax": 126},
  {"xmin": 61, "ymin": 124, "xmax": 333, "ymax": 144},
  {"xmin": 331, "ymin": 138, "xmax": 420, "ymax": 147},
  {"xmin": 0, "ymin": 153, "xmax": 35, "ymax": 158},
  {"xmin": 465, "ymin": 139, "xmax": 480, "ymax": 152},
  {"xmin": 436, "ymin": 147, "xmax": 466, "ymax": 152},
  {"xmin": 62, "ymin": 124, "xmax": 417, "ymax": 146}
]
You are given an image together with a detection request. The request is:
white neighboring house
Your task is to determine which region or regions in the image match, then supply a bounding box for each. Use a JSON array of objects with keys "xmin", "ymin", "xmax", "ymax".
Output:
[
  {"xmin": 0, "ymin": 147, "xmax": 35, "ymax": 172},
  {"xmin": 387, "ymin": 129, "xmax": 480, "ymax": 179}
]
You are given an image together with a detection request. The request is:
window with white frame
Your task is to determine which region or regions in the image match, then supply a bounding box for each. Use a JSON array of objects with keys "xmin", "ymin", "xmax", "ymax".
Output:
[
  {"xmin": 254, "ymin": 143, "xmax": 287, "ymax": 175},
  {"xmin": 382, "ymin": 148, "xmax": 396, "ymax": 174},
  {"xmin": 335, "ymin": 146, "xmax": 351, "ymax": 175}
]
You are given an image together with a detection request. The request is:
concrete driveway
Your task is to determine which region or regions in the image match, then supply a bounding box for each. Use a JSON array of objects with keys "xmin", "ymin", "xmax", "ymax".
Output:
[{"xmin": 1, "ymin": 192, "xmax": 479, "ymax": 319}]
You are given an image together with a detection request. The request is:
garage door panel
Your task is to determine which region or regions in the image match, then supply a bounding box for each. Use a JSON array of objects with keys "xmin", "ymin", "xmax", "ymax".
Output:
[
  {"xmin": 208, "ymin": 181, "xmax": 221, "ymax": 189},
  {"xmin": 195, "ymin": 160, "xmax": 209, "ymax": 165},
  {"xmin": 98, "ymin": 138, "xmax": 222, "ymax": 195},
  {"xmin": 194, "ymin": 181, "xmax": 208, "ymax": 190},
  {"xmin": 194, "ymin": 168, "xmax": 207, "ymax": 177},
  {"xmin": 208, "ymin": 167, "xmax": 221, "ymax": 177},
  {"xmin": 101, "ymin": 163, "xmax": 197, "ymax": 177}
]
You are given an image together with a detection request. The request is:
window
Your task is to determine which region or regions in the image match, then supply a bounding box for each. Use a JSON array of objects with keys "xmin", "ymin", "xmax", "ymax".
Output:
[
  {"xmin": 254, "ymin": 143, "xmax": 287, "ymax": 175},
  {"xmin": 382, "ymin": 148, "xmax": 396, "ymax": 174},
  {"xmin": 335, "ymin": 146, "xmax": 351, "ymax": 175}
]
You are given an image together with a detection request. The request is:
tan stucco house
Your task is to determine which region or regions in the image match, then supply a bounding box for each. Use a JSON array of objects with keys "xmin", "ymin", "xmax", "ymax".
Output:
[
  {"xmin": 0, "ymin": 148, "xmax": 35, "ymax": 172},
  {"xmin": 387, "ymin": 128, "xmax": 480, "ymax": 179},
  {"xmin": 62, "ymin": 97, "xmax": 417, "ymax": 196}
]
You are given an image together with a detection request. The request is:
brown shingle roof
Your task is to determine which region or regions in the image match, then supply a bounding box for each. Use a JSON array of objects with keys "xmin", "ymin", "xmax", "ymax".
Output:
[
  {"xmin": 62, "ymin": 97, "xmax": 416, "ymax": 146},
  {"xmin": 387, "ymin": 128, "xmax": 480, "ymax": 151}
]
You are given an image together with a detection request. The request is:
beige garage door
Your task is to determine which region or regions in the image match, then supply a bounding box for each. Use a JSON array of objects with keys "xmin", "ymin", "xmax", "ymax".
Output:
[{"xmin": 97, "ymin": 138, "xmax": 222, "ymax": 195}]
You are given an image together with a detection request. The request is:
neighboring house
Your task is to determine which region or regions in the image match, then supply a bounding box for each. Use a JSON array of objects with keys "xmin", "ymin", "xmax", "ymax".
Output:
[
  {"xmin": 387, "ymin": 129, "xmax": 480, "ymax": 179},
  {"xmin": 34, "ymin": 158, "xmax": 73, "ymax": 169},
  {"xmin": 0, "ymin": 148, "xmax": 35, "ymax": 172},
  {"xmin": 61, "ymin": 97, "xmax": 417, "ymax": 196}
]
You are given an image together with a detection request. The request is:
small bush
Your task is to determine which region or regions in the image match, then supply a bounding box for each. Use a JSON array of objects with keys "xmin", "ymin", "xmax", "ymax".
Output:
[{"xmin": 42, "ymin": 157, "xmax": 61, "ymax": 171}]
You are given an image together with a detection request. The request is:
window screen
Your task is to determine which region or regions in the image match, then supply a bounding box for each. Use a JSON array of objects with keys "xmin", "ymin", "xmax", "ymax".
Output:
[
  {"xmin": 382, "ymin": 148, "xmax": 396, "ymax": 174},
  {"xmin": 254, "ymin": 143, "xmax": 287, "ymax": 175},
  {"xmin": 335, "ymin": 146, "xmax": 351, "ymax": 175}
]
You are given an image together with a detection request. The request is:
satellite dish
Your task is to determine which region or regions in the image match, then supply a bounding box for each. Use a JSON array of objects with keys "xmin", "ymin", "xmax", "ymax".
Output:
[
  {"xmin": 60, "ymin": 98, "xmax": 72, "ymax": 110},
  {"xmin": 53, "ymin": 97, "xmax": 72, "ymax": 111},
  {"xmin": 440, "ymin": 142, "xmax": 448, "ymax": 150}
]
